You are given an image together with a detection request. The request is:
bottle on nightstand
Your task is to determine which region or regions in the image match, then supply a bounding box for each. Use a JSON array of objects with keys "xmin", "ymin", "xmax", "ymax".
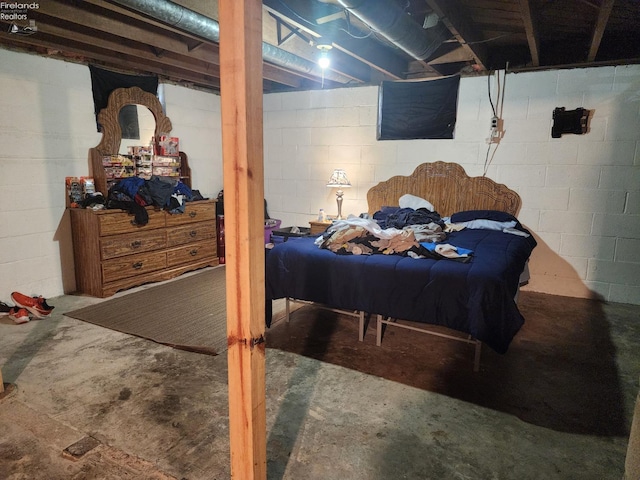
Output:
[{"xmin": 310, "ymin": 211, "xmax": 333, "ymax": 235}]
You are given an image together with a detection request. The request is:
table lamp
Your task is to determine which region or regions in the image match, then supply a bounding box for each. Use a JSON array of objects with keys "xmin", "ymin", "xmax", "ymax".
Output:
[{"xmin": 326, "ymin": 169, "xmax": 351, "ymax": 220}]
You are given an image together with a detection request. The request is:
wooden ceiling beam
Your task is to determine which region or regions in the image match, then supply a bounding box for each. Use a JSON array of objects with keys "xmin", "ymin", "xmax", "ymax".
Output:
[
  {"xmin": 28, "ymin": 18, "xmax": 221, "ymax": 78},
  {"xmin": 518, "ymin": 0, "xmax": 540, "ymax": 66},
  {"xmin": 3, "ymin": 18, "xmax": 319, "ymax": 92},
  {"xmin": 36, "ymin": 1, "xmax": 208, "ymax": 59},
  {"xmin": 578, "ymin": 0, "xmax": 601, "ymax": 9},
  {"xmin": 187, "ymin": 41, "xmax": 206, "ymax": 52},
  {"xmin": 84, "ymin": 0, "xmax": 217, "ymax": 44},
  {"xmin": 425, "ymin": 0, "xmax": 489, "ymax": 70},
  {"xmin": 31, "ymin": 7, "xmax": 311, "ymax": 89},
  {"xmin": 0, "ymin": 25, "xmax": 222, "ymax": 90},
  {"xmin": 428, "ymin": 45, "xmax": 474, "ymax": 65},
  {"xmin": 588, "ymin": 0, "xmax": 615, "ymax": 62},
  {"xmin": 261, "ymin": 64, "xmax": 310, "ymax": 88}
]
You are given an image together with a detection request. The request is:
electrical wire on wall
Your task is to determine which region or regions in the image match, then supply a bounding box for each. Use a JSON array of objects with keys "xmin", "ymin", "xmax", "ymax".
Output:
[{"xmin": 483, "ymin": 64, "xmax": 507, "ymax": 176}]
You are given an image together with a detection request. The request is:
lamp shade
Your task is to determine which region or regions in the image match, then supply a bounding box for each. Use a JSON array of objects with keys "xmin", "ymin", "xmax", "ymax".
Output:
[{"xmin": 326, "ymin": 169, "xmax": 351, "ymax": 188}]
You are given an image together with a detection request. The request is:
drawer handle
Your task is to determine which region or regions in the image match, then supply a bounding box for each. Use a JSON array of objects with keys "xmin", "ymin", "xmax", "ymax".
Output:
[
  {"xmin": 132, "ymin": 262, "xmax": 143, "ymax": 269},
  {"xmin": 131, "ymin": 240, "xmax": 142, "ymax": 248},
  {"xmin": 189, "ymin": 211, "xmax": 197, "ymax": 218},
  {"xmin": 189, "ymin": 249, "xmax": 199, "ymax": 256},
  {"xmin": 189, "ymin": 230, "xmax": 197, "ymax": 237}
]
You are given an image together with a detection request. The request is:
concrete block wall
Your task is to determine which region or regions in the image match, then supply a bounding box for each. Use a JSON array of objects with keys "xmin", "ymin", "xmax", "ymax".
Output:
[
  {"xmin": 161, "ymin": 83, "xmax": 223, "ymax": 198},
  {"xmin": 1, "ymin": 45, "xmax": 638, "ymax": 306},
  {"xmin": 0, "ymin": 49, "xmax": 223, "ymax": 300},
  {"xmin": 264, "ymin": 65, "xmax": 640, "ymax": 305},
  {"xmin": 0, "ymin": 50, "xmax": 100, "ymax": 301}
]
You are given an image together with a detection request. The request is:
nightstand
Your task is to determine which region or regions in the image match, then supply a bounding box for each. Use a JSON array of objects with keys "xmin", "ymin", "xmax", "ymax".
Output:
[{"xmin": 309, "ymin": 219, "xmax": 333, "ymax": 235}]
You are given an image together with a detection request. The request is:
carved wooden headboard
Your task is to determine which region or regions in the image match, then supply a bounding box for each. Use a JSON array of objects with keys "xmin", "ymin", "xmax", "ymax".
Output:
[{"xmin": 367, "ymin": 162, "xmax": 521, "ymax": 217}]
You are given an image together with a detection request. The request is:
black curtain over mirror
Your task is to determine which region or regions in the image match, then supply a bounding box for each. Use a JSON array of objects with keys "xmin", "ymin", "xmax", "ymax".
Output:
[{"xmin": 89, "ymin": 64, "xmax": 158, "ymax": 132}]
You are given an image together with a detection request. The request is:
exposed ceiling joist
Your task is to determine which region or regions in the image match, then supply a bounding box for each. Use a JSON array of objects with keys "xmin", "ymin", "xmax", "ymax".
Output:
[
  {"xmin": 518, "ymin": 0, "xmax": 540, "ymax": 67},
  {"xmin": 37, "ymin": 1, "xmax": 202, "ymax": 60},
  {"xmin": 588, "ymin": 0, "xmax": 615, "ymax": 62},
  {"xmin": 0, "ymin": 0, "xmax": 638, "ymax": 93},
  {"xmin": 425, "ymin": 0, "xmax": 489, "ymax": 71}
]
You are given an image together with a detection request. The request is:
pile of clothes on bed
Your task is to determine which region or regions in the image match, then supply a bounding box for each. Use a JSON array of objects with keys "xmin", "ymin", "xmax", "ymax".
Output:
[{"xmin": 315, "ymin": 194, "xmax": 530, "ymax": 262}]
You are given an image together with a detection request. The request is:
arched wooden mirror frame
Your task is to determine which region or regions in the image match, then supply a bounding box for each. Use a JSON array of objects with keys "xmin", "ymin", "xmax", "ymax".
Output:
[
  {"xmin": 89, "ymin": 86, "xmax": 190, "ymax": 195},
  {"xmin": 96, "ymin": 86, "xmax": 171, "ymax": 154}
]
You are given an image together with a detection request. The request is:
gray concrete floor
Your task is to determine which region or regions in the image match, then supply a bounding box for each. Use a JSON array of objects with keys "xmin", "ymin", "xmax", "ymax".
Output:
[{"xmin": 1, "ymin": 276, "xmax": 639, "ymax": 479}]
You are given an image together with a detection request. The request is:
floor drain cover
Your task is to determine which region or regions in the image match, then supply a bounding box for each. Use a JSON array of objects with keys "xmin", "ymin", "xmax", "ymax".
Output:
[{"xmin": 63, "ymin": 436, "xmax": 101, "ymax": 460}]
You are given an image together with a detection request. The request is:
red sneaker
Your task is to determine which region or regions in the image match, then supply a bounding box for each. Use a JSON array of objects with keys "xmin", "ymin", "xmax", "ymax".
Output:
[
  {"xmin": 9, "ymin": 307, "xmax": 30, "ymax": 324},
  {"xmin": 10, "ymin": 292, "xmax": 54, "ymax": 319}
]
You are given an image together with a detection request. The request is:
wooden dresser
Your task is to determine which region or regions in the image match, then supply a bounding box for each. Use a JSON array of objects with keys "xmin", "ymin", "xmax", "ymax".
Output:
[{"xmin": 70, "ymin": 199, "xmax": 218, "ymax": 297}]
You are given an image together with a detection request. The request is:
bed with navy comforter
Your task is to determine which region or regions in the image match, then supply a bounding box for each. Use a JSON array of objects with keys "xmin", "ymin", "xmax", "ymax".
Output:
[{"xmin": 265, "ymin": 162, "xmax": 537, "ymax": 355}]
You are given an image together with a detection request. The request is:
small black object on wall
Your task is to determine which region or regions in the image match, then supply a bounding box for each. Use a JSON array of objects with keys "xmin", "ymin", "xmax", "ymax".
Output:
[{"xmin": 552, "ymin": 107, "xmax": 590, "ymax": 138}]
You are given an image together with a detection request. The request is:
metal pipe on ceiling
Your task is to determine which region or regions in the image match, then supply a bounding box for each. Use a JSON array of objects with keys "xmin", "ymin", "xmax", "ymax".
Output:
[
  {"xmin": 335, "ymin": 0, "xmax": 449, "ymax": 61},
  {"xmin": 111, "ymin": 0, "xmax": 349, "ymax": 84}
]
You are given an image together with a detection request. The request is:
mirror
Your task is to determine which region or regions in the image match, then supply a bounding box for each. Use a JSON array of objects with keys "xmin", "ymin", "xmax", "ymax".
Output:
[
  {"xmin": 118, "ymin": 104, "xmax": 156, "ymax": 154},
  {"xmin": 90, "ymin": 86, "xmax": 174, "ymax": 195}
]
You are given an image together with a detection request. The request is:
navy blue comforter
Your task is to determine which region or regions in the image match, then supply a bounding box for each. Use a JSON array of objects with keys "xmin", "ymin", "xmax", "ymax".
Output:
[{"xmin": 266, "ymin": 225, "xmax": 536, "ymax": 354}]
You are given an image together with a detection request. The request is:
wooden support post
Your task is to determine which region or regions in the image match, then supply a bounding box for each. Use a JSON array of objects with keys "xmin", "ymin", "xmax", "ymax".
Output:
[
  {"xmin": 0, "ymin": 368, "xmax": 4, "ymax": 393},
  {"xmin": 219, "ymin": 0, "xmax": 266, "ymax": 479}
]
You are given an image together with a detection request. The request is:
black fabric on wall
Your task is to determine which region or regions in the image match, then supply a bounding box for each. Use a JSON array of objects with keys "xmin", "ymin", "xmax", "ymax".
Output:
[
  {"xmin": 89, "ymin": 65, "xmax": 159, "ymax": 132},
  {"xmin": 377, "ymin": 75, "xmax": 460, "ymax": 140}
]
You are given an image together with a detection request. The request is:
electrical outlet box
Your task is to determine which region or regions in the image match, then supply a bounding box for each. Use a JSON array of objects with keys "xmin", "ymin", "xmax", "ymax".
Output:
[{"xmin": 487, "ymin": 116, "xmax": 504, "ymax": 144}]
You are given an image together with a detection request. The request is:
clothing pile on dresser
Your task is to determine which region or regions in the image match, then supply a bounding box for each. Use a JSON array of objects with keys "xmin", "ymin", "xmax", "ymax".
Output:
[{"xmin": 107, "ymin": 176, "xmax": 206, "ymax": 225}]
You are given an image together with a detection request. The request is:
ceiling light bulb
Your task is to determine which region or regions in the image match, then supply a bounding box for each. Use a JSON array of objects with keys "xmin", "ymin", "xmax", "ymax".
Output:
[
  {"xmin": 318, "ymin": 51, "xmax": 330, "ymax": 69},
  {"xmin": 316, "ymin": 41, "xmax": 332, "ymax": 70}
]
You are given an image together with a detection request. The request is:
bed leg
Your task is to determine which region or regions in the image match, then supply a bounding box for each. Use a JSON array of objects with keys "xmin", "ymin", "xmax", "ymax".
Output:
[
  {"xmin": 358, "ymin": 311, "xmax": 365, "ymax": 342},
  {"xmin": 285, "ymin": 297, "xmax": 290, "ymax": 323},
  {"xmin": 376, "ymin": 315, "xmax": 383, "ymax": 346},
  {"xmin": 473, "ymin": 341, "xmax": 482, "ymax": 372}
]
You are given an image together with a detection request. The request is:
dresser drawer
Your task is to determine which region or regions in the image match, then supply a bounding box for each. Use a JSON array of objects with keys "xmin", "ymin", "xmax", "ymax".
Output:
[
  {"xmin": 166, "ymin": 221, "xmax": 216, "ymax": 247},
  {"xmin": 100, "ymin": 230, "xmax": 167, "ymax": 260},
  {"xmin": 166, "ymin": 201, "xmax": 216, "ymax": 227},
  {"xmin": 99, "ymin": 209, "xmax": 165, "ymax": 236},
  {"xmin": 166, "ymin": 240, "xmax": 216, "ymax": 267},
  {"xmin": 102, "ymin": 251, "xmax": 167, "ymax": 283}
]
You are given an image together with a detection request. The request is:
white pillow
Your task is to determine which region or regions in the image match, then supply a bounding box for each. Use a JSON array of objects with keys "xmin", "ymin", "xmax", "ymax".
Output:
[{"xmin": 399, "ymin": 193, "xmax": 435, "ymax": 212}]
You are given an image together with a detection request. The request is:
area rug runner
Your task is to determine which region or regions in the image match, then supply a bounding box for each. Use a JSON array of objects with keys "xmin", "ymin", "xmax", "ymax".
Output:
[{"xmin": 64, "ymin": 267, "xmax": 227, "ymax": 355}]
